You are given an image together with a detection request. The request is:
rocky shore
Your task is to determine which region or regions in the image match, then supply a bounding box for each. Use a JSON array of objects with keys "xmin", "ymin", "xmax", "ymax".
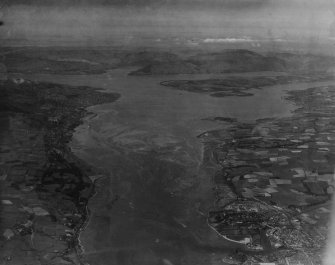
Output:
[{"xmin": 0, "ymin": 79, "xmax": 119, "ymax": 265}]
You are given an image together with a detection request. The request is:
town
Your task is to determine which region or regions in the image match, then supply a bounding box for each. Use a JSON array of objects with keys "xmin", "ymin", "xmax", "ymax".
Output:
[{"xmin": 201, "ymin": 84, "xmax": 335, "ymax": 264}]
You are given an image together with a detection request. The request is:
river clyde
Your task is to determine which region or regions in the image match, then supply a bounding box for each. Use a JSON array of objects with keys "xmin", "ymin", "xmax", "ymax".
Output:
[{"xmin": 9, "ymin": 70, "xmax": 335, "ymax": 264}]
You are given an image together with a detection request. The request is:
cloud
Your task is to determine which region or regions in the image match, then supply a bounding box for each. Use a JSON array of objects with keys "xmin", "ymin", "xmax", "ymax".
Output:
[
  {"xmin": 203, "ymin": 37, "xmax": 254, "ymax": 43},
  {"xmin": 1, "ymin": 1, "xmax": 334, "ymax": 46}
]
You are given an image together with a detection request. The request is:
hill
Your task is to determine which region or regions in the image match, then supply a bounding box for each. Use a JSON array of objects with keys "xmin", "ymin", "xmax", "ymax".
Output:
[{"xmin": 1, "ymin": 47, "xmax": 335, "ymax": 76}]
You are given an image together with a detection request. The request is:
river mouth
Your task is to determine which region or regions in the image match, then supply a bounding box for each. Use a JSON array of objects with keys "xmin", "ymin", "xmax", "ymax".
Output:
[{"xmin": 13, "ymin": 71, "xmax": 335, "ymax": 264}]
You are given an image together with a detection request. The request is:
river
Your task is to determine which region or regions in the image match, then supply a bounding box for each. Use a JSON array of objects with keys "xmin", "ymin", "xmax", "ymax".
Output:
[{"xmin": 10, "ymin": 70, "xmax": 335, "ymax": 265}]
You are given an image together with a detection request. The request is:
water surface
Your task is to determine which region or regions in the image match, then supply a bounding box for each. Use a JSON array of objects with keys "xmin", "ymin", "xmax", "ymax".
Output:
[{"xmin": 13, "ymin": 71, "xmax": 335, "ymax": 264}]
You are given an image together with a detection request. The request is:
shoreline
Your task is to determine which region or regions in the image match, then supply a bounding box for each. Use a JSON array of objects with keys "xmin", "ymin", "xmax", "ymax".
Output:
[
  {"xmin": 70, "ymin": 74, "xmax": 335, "ymax": 265},
  {"xmin": 1, "ymin": 71, "xmax": 334, "ymax": 265},
  {"xmin": 201, "ymin": 84, "xmax": 335, "ymax": 263},
  {"xmin": 0, "ymin": 79, "xmax": 120, "ymax": 264}
]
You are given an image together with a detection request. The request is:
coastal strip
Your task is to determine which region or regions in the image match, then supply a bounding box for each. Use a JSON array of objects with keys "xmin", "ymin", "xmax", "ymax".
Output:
[
  {"xmin": 201, "ymin": 84, "xmax": 335, "ymax": 264},
  {"xmin": 0, "ymin": 79, "xmax": 120, "ymax": 264}
]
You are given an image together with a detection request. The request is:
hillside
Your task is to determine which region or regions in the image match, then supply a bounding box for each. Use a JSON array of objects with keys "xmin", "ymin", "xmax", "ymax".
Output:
[
  {"xmin": 1, "ymin": 47, "xmax": 335, "ymax": 76},
  {"xmin": 130, "ymin": 49, "xmax": 335, "ymax": 75}
]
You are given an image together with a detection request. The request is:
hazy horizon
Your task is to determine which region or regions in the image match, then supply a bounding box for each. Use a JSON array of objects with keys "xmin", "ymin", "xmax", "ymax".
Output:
[{"xmin": 0, "ymin": 0, "xmax": 335, "ymax": 52}]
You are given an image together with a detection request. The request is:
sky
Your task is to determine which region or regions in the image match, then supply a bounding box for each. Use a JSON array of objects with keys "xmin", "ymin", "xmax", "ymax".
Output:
[{"xmin": 0, "ymin": 0, "xmax": 335, "ymax": 47}]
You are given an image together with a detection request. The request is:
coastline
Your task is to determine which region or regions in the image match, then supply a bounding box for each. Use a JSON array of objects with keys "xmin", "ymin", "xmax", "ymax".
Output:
[
  {"xmin": 0, "ymin": 79, "xmax": 120, "ymax": 264},
  {"xmin": 201, "ymin": 84, "xmax": 335, "ymax": 263},
  {"xmin": 68, "ymin": 74, "xmax": 335, "ymax": 265},
  {"xmin": 1, "ymin": 71, "xmax": 334, "ymax": 265}
]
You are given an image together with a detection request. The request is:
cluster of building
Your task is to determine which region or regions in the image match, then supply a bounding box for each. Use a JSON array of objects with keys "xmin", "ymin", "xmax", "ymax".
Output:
[{"xmin": 203, "ymin": 85, "xmax": 335, "ymax": 264}]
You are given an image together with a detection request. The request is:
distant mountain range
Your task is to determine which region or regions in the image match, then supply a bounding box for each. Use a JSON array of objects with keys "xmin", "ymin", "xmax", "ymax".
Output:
[
  {"xmin": 129, "ymin": 49, "xmax": 335, "ymax": 75},
  {"xmin": 1, "ymin": 47, "xmax": 335, "ymax": 75}
]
